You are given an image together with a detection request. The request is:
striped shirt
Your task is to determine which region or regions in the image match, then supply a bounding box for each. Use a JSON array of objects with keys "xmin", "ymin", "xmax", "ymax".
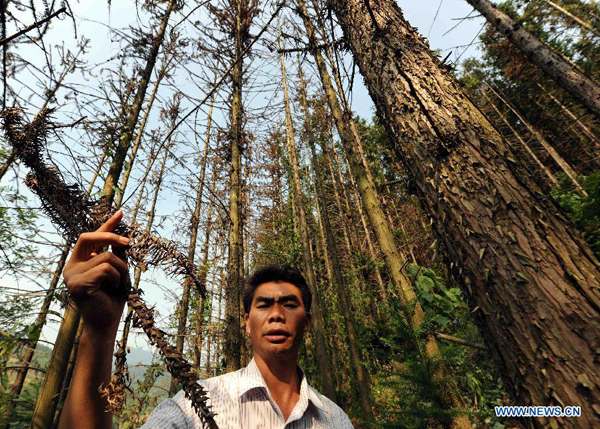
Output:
[{"xmin": 140, "ymin": 358, "xmax": 353, "ymax": 428}]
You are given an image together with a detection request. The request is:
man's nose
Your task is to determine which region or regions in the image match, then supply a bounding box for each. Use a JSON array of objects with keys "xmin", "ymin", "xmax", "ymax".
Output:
[{"xmin": 268, "ymin": 304, "xmax": 285, "ymax": 323}]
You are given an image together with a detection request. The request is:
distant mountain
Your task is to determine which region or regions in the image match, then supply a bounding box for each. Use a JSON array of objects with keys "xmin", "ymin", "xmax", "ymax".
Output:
[
  {"xmin": 125, "ymin": 346, "xmax": 155, "ymax": 367},
  {"xmin": 27, "ymin": 343, "xmax": 164, "ymax": 386}
]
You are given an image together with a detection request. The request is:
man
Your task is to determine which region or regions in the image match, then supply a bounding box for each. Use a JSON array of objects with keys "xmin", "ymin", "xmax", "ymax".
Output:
[{"xmin": 59, "ymin": 211, "xmax": 353, "ymax": 428}]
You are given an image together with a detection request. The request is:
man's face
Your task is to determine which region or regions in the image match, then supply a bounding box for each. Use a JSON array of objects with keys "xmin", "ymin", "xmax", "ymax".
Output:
[{"xmin": 245, "ymin": 281, "xmax": 311, "ymax": 359}]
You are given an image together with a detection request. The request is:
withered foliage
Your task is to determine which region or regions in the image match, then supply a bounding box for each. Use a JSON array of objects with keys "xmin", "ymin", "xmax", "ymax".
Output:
[
  {"xmin": 1, "ymin": 107, "xmax": 206, "ymax": 296},
  {"xmin": 1, "ymin": 107, "xmax": 218, "ymax": 428},
  {"xmin": 100, "ymin": 336, "xmax": 132, "ymax": 414},
  {"xmin": 129, "ymin": 289, "xmax": 217, "ymax": 428},
  {"xmin": 2, "ymin": 108, "xmax": 108, "ymax": 235}
]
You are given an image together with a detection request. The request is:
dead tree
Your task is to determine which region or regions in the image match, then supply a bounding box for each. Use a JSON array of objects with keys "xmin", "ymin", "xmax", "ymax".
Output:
[
  {"xmin": 169, "ymin": 94, "xmax": 215, "ymax": 396},
  {"xmin": 465, "ymin": 0, "xmax": 600, "ymax": 118}
]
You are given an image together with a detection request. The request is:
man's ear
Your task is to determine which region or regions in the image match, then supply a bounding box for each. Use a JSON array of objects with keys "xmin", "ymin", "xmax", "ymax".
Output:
[
  {"xmin": 304, "ymin": 312, "xmax": 312, "ymax": 333},
  {"xmin": 244, "ymin": 313, "xmax": 250, "ymax": 335}
]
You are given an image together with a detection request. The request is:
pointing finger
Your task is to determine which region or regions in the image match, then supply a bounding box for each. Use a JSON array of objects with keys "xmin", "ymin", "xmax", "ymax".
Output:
[
  {"xmin": 70, "ymin": 232, "xmax": 130, "ymax": 263},
  {"xmin": 97, "ymin": 210, "xmax": 124, "ymax": 233}
]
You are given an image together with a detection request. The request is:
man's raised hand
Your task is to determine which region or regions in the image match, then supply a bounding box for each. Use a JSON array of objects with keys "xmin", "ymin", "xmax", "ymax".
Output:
[{"xmin": 63, "ymin": 210, "xmax": 130, "ymax": 337}]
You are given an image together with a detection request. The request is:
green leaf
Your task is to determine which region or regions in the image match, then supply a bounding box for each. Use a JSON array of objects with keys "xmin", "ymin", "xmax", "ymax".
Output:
[
  {"xmin": 421, "ymin": 292, "xmax": 434, "ymax": 303},
  {"xmin": 417, "ymin": 275, "xmax": 435, "ymax": 292},
  {"xmin": 435, "ymin": 315, "xmax": 449, "ymax": 326},
  {"xmin": 406, "ymin": 264, "xmax": 420, "ymax": 279}
]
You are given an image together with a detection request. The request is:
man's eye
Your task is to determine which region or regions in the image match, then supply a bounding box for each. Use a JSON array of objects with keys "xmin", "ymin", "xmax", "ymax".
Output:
[{"xmin": 284, "ymin": 304, "xmax": 298, "ymax": 308}]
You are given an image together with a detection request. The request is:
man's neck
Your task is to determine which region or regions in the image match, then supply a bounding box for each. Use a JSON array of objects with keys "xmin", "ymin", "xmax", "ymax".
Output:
[{"xmin": 254, "ymin": 353, "xmax": 301, "ymax": 420}]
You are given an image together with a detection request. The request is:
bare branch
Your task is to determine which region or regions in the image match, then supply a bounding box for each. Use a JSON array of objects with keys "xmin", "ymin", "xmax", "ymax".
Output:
[{"xmin": 0, "ymin": 7, "xmax": 67, "ymax": 47}]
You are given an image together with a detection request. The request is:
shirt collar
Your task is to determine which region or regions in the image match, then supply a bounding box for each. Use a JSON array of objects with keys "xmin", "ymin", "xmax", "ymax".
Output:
[
  {"xmin": 237, "ymin": 357, "xmax": 266, "ymax": 397},
  {"xmin": 239, "ymin": 358, "xmax": 327, "ymax": 413}
]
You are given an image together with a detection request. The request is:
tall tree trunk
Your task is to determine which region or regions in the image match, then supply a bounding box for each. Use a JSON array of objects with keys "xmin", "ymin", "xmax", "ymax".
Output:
[
  {"xmin": 202, "ymin": 260, "xmax": 220, "ymax": 377},
  {"xmin": 239, "ymin": 156, "xmax": 250, "ymax": 369},
  {"xmin": 536, "ymin": 82, "xmax": 600, "ymax": 151},
  {"xmin": 277, "ymin": 27, "xmax": 337, "ymax": 402},
  {"xmin": 345, "ymin": 163, "xmax": 387, "ymax": 298},
  {"xmin": 194, "ymin": 155, "xmax": 218, "ymax": 370},
  {"xmin": 52, "ymin": 319, "xmax": 84, "ymax": 427},
  {"xmin": 114, "ymin": 62, "xmax": 167, "ymax": 208},
  {"xmin": 325, "ymin": 147, "xmax": 359, "ymax": 271},
  {"xmin": 481, "ymin": 90, "xmax": 559, "ymax": 188},
  {"xmin": 337, "ymin": 139, "xmax": 392, "ymax": 300},
  {"xmin": 215, "ymin": 265, "xmax": 226, "ymax": 372},
  {"xmin": 31, "ymin": 303, "xmax": 81, "ymax": 428},
  {"xmin": 328, "ymin": 1, "xmax": 600, "ymax": 426},
  {"xmin": 118, "ymin": 138, "xmax": 170, "ymax": 376},
  {"xmin": 542, "ymin": 0, "xmax": 600, "ymax": 38},
  {"xmin": 102, "ymin": 0, "xmax": 176, "ymax": 204},
  {"xmin": 293, "ymin": 58, "xmax": 373, "ymax": 412},
  {"xmin": 465, "ymin": 0, "xmax": 600, "ymax": 118},
  {"xmin": 169, "ymin": 96, "xmax": 214, "ymax": 395},
  {"xmin": 114, "ymin": 143, "xmax": 160, "ymax": 367},
  {"xmin": 307, "ymin": 156, "xmax": 347, "ymax": 392},
  {"xmin": 299, "ymin": 1, "xmax": 475, "ymax": 424},
  {"xmin": 1, "ymin": 0, "xmax": 7, "ymax": 108},
  {"xmin": 299, "ymin": 0, "xmax": 436, "ymax": 347},
  {"xmin": 487, "ymin": 84, "xmax": 586, "ymax": 195},
  {"xmin": 224, "ymin": 0, "xmax": 245, "ymax": 372}
]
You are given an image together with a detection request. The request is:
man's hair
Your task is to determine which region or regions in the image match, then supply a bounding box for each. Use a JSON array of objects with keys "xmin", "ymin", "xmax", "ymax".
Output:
[{"xmin": 242, "ymin": 264, "xmax": 312, "ymax": 314}]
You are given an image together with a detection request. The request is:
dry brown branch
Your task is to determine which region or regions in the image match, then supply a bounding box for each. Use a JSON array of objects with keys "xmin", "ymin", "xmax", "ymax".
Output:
[
  {"xmin": 1, "ymin": 107, "xmax": 206, "ymax": 296},
  {"xmin": 0, "ymin": 7, "xmax": 67, "ymax": 46},
  {"xmin": 128, "ymin": 289, "xmax": 218, "ymax": 428},
  {"xmin": 1, "ymin": 107, "xmax": 218, "ymax": 428},
  {"xmin": 99, "ymin": 337, "xmax": 132, "ymax": 414}
]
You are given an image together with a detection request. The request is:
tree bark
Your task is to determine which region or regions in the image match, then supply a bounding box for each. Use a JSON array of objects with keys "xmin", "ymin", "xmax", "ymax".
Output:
[
  {"xmin": 324, "ymin": 142, "xmax": 359, "ymax": 271},
  {"xmin": 465, "ymin": 0, "xmax": 600, "ymax": 118},
  {"xmin": 214, "ymin": 265, "xmax": 225, "ymax": 373},
  {"xmin": 328, "ymin": 1, "xmax": 600, "ymax": 426},
  {"xmin": 202, "ymin": 261, "xmax": 220, "ymax": 376},
  {"xmin": 194, "ymin": 155, "xmax": 218, "ymax": 370},
  {"xmin": 115, "ymin": 136, "xmax": 165, "ymax": 372},
  {"xmin": 332, "ymin": 135, "xmax": 384, "ymax": 321},
  {"xmin": 114, "ymin": 62, "xmax": 167, "ymax": 208},
  {"xmin": 52, "ymin": 319, "xmax": 84, "ymax": 427},
  {"xmin": 296, "ymin": 61, "xmax": 373, "ymax": 412},
  {"xmin": 3, "ymin": 241, "xmax": 70, "ymax": 427},
  {"xmin": 135, "ymin": 143, "xmax": 174, "ymax": 391}
]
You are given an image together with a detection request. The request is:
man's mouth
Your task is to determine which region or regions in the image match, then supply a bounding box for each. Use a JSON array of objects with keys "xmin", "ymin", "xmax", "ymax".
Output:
[{"xmin": 264, "ymin": 329, "xmax": 290, "ymax": 343}]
